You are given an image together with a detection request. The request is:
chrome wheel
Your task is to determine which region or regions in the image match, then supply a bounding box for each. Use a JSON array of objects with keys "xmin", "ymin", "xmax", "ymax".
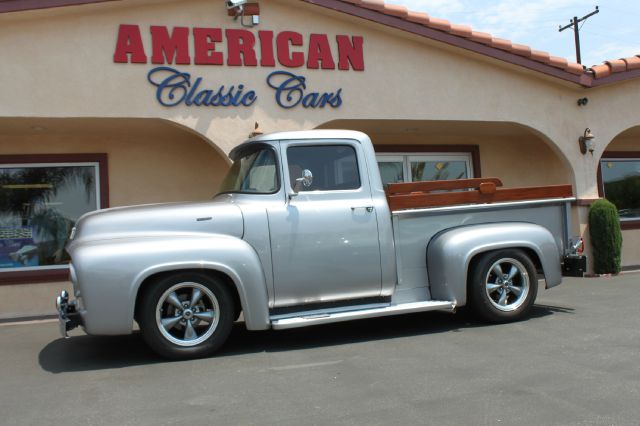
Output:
[
  {"xmin": 155, "ymin": 282, "xmax": 220, "ymax": 347},
  {"xmin": 484, "ymin": 258, "xmax": 530, "ymax": 312}
]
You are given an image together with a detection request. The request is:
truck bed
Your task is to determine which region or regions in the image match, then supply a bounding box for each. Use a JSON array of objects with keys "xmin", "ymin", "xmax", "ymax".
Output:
[{"xmin": 386, "ymin": 178, "xmax": 575, "ymax": 303}]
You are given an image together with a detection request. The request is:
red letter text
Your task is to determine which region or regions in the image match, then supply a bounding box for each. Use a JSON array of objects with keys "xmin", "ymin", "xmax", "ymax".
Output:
[
  {"xmin": 113, "ymin": 24, "xmax": 147, "ymax": 63},
  {"xmin": 151, "ymin": 26, "xmax": 191, "ymax": 65}
]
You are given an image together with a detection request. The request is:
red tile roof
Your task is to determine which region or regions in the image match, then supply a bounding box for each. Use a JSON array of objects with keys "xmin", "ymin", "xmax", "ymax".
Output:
[
  {"xmin": 335, "ymin": 0, "xmax": 591, "ymax": 74},
  {"xmin": 323, "ymin": 0, "xmax": 640, "ymax": 85}
]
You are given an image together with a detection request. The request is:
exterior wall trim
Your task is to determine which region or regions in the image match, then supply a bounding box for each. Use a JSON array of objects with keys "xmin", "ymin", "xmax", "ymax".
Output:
[{"xmin": 573, "ymin": 198, "xmax": 600, "ymax": 207}]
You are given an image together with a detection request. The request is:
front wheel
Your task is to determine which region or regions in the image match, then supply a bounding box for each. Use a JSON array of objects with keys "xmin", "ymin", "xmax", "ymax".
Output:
[
  {"xmin": 468, "ymin": 249, "xmax": 538, "ymax": 323},
  {"xmin": 139, "ymin": 272, "xmax": 235, "ymax": 359}
]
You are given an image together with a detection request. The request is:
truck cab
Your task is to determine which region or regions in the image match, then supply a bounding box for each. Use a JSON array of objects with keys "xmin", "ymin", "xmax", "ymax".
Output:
[{"xmin": 221, "ymin": 132, "xmax": 396, "ymax": 309}]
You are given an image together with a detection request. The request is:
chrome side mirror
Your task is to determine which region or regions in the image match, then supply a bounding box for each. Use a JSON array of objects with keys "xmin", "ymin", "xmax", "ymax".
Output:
[{"xmin": 290, "ymin": 169, "xmax": 313, "ymax": 198}]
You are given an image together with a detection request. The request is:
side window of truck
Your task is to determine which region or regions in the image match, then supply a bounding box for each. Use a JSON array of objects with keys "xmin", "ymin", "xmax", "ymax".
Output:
[{"xmin": 287, "ymin": 145, "xmax": 361, "ymax": 191}]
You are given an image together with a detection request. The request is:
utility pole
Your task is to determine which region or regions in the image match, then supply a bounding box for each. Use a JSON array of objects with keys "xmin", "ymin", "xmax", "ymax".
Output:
[{"xmin": 559, "ymin": 6, "xmax": 599, "ymax": 64}]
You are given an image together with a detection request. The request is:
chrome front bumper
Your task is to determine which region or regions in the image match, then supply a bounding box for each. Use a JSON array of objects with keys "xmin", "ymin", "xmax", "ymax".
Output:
[{"xmin": 55, "ymin": 290, "xmax": 82, "ymax": 338}]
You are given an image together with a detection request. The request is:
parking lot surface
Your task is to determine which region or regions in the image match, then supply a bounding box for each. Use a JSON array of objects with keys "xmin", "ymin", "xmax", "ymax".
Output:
[{"xmin": 1, "ymin": 274, "xmax": 639, "ymax": 425}]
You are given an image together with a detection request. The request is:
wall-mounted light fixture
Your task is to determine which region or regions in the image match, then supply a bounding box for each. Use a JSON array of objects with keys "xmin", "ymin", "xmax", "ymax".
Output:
[
  {"xmin": 226, "ymin": 0, "xmax": 260, "ymax": 27},
  {"xmin": 579, "ymin": 128, "xmax": 595, "ymax": 154}
]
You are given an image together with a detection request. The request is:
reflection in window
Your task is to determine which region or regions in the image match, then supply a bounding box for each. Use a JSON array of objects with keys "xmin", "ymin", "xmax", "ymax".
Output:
[
  {"xmin": 220, "ymin": 146, "xmax": 278, "ymax": 194},
  {"xmin": 377, "ymin": 153, "xmax": 472, "ymax": 188},
  {"xmin": 0, "ymin": 164, "xmax": 99, "ymax": 271},
  {"xmin": 601, "ymin": 158, "xmax": 640, "ymax": 220},
  {"xmin": 287, "ymin": 145, "xmax": 360, "ymax": 191},
  {"xmin": 411, "ymin": 160, "xmax": 468, "ymax": 182},
  {"xmin": 377, "ymin": 156, "xmax": 404, "ymax": 186}
]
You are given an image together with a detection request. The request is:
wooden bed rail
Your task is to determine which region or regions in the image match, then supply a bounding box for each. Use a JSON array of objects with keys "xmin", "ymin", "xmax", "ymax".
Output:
[
  {"xmin": 386, "ymin": 177, "xmax": 504, "ymax": 195},
  {"xmin": 385, "ymin": 177, "xmax": 573, "ymax": 212}
]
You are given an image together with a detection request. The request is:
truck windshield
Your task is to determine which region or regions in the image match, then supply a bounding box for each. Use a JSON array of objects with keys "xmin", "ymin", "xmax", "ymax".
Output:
[{"xmin": 219, "ymin": 145, "xmax": 279, "ymax": 194}]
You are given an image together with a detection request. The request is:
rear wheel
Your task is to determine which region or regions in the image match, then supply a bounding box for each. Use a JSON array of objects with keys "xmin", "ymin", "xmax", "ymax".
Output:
[
  {"xmin": 139, "ymin": 272, "xmax": 235, "ymax": 359},
  {"xmin": 469, "ymin": 249, "xmax": 538, "ymax": 322}
]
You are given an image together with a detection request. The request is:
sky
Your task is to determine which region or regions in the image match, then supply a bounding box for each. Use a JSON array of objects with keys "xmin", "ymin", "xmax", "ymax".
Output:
[{"xmin": 393, "ymin": 0, "xmax": 640, "ymax": 67}]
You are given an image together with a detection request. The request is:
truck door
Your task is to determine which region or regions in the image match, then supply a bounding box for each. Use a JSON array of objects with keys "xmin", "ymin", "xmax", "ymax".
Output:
[{"xmin": 267, "ymin": 141, "xmax": 383, "ymax": 307}]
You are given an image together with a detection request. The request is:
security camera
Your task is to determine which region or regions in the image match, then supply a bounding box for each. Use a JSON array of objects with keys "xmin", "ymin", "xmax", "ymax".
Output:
[{"xmin": 226, "ymin": 0, "xmax": 247, "ymax": 9}]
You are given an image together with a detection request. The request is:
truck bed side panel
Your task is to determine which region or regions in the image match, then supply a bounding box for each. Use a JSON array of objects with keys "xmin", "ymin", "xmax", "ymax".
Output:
[
  {"xmin": 392, "ymin": 200, "xmax": 569, "ymax": 301},
  {"xmin": 427, "ymin": 222, "xmax": 561, "ymax": 305}
]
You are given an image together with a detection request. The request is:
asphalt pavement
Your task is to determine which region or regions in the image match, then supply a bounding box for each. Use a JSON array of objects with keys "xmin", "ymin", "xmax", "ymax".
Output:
[{"xmin": 1, "ymin": 274, "xmax": 639, "ymax": 425}]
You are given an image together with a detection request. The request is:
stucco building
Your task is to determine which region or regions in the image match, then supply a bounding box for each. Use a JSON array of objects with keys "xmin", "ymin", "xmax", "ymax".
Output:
[{"xmin": 1, "ymin": 0, "xmax": 639, "ymax": 319}]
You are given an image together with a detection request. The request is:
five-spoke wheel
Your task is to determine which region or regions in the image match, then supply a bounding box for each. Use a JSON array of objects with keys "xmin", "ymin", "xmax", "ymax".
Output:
[
  {"xmin": 155, "ymin": 282, "xmax": 220, "ymax": 347},
  {"xmin": 484, "ymin": 258, "xmax": 530, "ymax": 312},
  {"xmin": 139, "ymin": 272, "xmax": 234, "ymax": 359},
  {"xmin": 469, "ymin": 249, "xmax": 538, "ymax": 322}
]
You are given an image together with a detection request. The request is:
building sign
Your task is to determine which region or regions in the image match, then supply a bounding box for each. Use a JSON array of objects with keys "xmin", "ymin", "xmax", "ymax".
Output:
[{"xmin": 113, "ymin": 25, "xmax": 364, "ymax": 109}]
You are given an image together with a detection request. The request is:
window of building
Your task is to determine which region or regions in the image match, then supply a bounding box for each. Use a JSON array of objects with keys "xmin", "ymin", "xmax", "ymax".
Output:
[
  {"xmin": 0, "ymin": 154, "xmax": 108, "ymax": 282},
  {"xmin": 599, "ymin": 153, "xmax": 640, "ymax": 228},
  {"xmin": 375, "ymin": 145, "xmax": 478, "ymax": 188}
]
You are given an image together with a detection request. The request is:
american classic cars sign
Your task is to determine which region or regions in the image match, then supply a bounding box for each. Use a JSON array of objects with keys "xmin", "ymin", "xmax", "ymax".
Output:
[{"xmin": 113, "ymin": 25, "xmax": 365, "ymax": 109}]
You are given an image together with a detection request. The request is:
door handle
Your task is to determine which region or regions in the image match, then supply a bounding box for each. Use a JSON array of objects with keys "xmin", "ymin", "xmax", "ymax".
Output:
[{"xmin": 351, "ymin": 206, "xmax": 374, "ymax": 212}]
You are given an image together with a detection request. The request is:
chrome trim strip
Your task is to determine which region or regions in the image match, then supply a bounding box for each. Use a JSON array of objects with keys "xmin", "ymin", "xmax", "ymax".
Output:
[
  {"xmin": 393, "ymin": 197, "xmax": 577, "ymax": 217},
  {"xmin": 270, "ymin": 302, "xmax": 391, "ymax": 321},
  {"xmin": 271, "ymin": 300, "xmax": 455, "ymax": 329}
]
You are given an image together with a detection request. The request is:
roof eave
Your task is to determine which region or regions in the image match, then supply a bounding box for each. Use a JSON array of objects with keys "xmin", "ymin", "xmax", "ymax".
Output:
[
  {"xmin": 590, "ymin": 69, "xmax": 640, "ymax": 87},
  {"xmin": 0, "ymin": 0, "xmax": 118, "ymax": 14}
]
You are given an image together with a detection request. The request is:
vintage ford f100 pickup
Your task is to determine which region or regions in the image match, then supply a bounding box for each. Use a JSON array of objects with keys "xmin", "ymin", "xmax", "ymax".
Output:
[{"xmin": 56, "ymin": 130, "xmax": 584, "ymax": 359}]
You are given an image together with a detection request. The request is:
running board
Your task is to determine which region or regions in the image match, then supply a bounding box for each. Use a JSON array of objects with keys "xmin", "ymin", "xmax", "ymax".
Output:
[{"xmin": 270, "ymin": 300, "xmax": 456, "ymax": 330}]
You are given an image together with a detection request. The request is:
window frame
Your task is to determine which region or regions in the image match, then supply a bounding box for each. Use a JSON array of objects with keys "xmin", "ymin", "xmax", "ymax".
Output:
[
  {"xmin": 375, "ymin": 145, "xmax": 480, "ymax": 185},
  {"xmin": 598, "ymin": 151, "xmax": 640, "ymax": 230},
  {"xmin": 0, "ymin": 154, "xmax": 109, "ymax": 285}
]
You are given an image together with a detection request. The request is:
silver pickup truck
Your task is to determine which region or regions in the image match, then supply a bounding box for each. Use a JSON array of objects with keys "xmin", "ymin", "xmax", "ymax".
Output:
[{"xmin": 56, "ymin": 130, "xmax": 583, "ymax": 359}]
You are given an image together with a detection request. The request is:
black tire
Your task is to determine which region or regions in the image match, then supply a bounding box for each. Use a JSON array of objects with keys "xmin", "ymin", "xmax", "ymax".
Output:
[
  {"xmin": 139, "ymin": 272, "xmax": 235, "ymax": 359},
  {"xmin": 468, "ymin": 249, "xmax": 538, "ymax": 323}
]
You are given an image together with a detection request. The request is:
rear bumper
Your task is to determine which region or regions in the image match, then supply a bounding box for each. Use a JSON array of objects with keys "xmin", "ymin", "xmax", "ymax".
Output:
[{"xmin": 55, "ymin": 290, "xmax": 83, "ymax": 338}]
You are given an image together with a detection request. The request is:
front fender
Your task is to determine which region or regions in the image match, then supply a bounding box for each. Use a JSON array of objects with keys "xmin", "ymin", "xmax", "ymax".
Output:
[
  {"xmin": 69, "ymin": 233, "xmax": 270, "ymax": 335},
  {"xmin": 427, "ymin": 223, "xmax": 562, "ymax": 306}
]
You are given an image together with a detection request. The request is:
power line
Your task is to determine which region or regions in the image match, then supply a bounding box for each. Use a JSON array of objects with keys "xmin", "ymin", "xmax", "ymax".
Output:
[{"xmin": 559, "ymin": 6, "xmax": 600, "ymax": 64}]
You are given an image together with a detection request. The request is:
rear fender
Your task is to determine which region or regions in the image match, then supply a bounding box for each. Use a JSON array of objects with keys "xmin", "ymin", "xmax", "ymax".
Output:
[{"xmin": 427, "ymin": 223, "xmax": 561, "ymax": 306}]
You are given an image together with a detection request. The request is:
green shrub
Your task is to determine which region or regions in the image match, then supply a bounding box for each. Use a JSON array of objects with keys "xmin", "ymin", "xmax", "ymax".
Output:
[{"xmin": 588, "ymin": 199, "xmax": 623, "ymax": 274}]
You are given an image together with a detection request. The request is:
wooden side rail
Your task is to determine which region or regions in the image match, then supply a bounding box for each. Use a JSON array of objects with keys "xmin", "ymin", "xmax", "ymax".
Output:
[
  {"xmin": 387, "ymin": 177, "xmax": 503, "ymax": 195},
  {"xmin": 386, "ymin": 178, "xmax": 573, "ymax": 212}
]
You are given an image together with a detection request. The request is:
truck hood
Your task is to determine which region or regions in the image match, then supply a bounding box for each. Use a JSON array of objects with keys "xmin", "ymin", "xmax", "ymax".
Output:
[{"xmin": 68, "ymin": 199, "xmax": 243, "ymax": 247}]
